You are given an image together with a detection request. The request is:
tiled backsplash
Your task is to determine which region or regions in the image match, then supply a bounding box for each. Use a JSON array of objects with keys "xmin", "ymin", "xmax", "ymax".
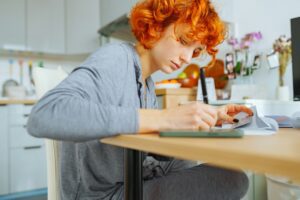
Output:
[{"xmin": 0, "ymin": 55, "xmax": 85, "ymax": 97}]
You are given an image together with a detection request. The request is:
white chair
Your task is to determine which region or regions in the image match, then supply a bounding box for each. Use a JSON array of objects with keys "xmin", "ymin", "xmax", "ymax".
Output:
[{"xmin": 33, "ymin": 66, "xmax": 68, "ymax": 200}]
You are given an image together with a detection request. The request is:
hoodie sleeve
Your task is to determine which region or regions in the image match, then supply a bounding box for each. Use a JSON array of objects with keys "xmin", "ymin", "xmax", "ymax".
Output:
[{"xmin": 27, "ymin": 44, "xmax": 139, "ymax": 142}]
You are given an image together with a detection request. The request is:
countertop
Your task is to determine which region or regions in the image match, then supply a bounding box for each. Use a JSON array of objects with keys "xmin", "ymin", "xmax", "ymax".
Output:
[{"xmin": 0, "ymin": 97, "xmax": 37, "ymax": 105}]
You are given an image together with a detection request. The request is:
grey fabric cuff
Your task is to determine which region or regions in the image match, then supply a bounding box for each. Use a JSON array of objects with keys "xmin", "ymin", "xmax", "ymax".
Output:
[{"xmin": 108, "ymin": 106, "xmax": 139, "ymax": 136}]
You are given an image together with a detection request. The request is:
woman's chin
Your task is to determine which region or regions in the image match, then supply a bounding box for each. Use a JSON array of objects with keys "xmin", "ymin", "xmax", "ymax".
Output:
[{"xmin": 160, "ymin": 66, "xmax": 176, "ymax": 74}]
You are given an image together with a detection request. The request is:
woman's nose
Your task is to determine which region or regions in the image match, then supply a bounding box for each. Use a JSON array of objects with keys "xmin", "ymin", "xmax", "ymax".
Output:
[{"xmin": 179, "ymin": 49, "xmax": 193, "ymax": 64}]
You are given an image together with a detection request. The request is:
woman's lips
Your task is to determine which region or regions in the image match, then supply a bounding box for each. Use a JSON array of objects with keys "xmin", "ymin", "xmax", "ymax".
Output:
[{"xmin": 171, "ymin": 61, "xmax": 180, "ymax": 70}]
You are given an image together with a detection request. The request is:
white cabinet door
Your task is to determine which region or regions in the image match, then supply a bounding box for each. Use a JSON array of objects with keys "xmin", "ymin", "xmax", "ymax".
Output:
[
  {"xmin": 0, "ymin": 106, "xmax": 9, "ymax": 195},
  {"xmin": 65, "ymin": 0, "xmax": 100, "ymax": 54},
  {"xmin": 9, "ymin": 126, "xmax": 44, "ymax": 149},
  {"xmin": 0, "ymin": 0, "xmax": 26, "ymax": 50},
  {"xmin": 8, "ymin": 104, "xmax": 32, "ymax": 126},
  {"xmin": 100, "ymin": 0, "xmax": 132, "ymax": 27},
  {"xmin": 26, "ymin": 0, "xmax": 65, "ymax": 53},
  {"xmin": 10, "ymin": 146, "xmax": 47, "ymax": 193}
]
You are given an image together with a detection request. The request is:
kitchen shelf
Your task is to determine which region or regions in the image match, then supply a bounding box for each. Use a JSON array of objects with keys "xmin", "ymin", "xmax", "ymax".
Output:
[{"xmin": 0, "ymin": 49, "xmax": 89, "ymax": 62}]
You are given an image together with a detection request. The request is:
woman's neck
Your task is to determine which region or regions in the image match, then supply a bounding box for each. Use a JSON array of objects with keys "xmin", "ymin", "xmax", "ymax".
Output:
[{"xmin": 135, "ymin": 43, "xmax": 156, "ymax": 84}]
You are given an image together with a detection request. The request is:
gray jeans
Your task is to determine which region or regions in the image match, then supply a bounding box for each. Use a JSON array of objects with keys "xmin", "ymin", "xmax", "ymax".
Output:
[{"xmin": 111, "ymin": 158, "xmax": 249, "ymax": 200}]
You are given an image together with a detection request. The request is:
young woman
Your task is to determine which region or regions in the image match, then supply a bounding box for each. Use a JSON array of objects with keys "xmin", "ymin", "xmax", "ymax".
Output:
[{"xmin": 28, "ymin": 0, "xmax": 253, "ymax": 199}]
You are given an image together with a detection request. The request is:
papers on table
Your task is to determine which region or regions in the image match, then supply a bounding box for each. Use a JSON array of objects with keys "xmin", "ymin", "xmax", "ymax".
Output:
[
  {"xmin": 265, "ymin": 115, "xmax": 293, "ymax": 128},
  {"xmin": 221, "ymin": 106, "xmax": 279, "ymax": 135}
]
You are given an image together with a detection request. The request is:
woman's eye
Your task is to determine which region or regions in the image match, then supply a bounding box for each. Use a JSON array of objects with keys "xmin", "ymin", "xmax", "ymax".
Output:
[
  {"xmin": 192, "ymin": 47, "xmax": 203, "ymax": 58},
  {"xmin": 193, "ymin": 47, "xmax": 205, "ymax": 58}
]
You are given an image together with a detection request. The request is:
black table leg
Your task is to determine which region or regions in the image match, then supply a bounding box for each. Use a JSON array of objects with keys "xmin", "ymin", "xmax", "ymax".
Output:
[{"xmin": 124, "ymin": 149, "xmax": 143, "ymax": 200}]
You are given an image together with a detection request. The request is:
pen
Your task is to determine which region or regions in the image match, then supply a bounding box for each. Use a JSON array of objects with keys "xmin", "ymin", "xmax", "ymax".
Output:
[{"xmin": 199, "ymin": 67, "xmax": 209, "ymax": 104}]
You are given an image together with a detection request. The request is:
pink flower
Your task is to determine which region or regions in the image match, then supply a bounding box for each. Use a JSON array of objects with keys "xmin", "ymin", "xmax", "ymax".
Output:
[
  {"xmin": 227, "ymin": 37, "xmax": 239, "ymax": 49},
  {"xmin": 254, "ymin": 32, "xmax": 263, "ymax": 40},
  {"xmin": 240, "ymin": 40, "xmax": 251, "ymax": 49},
  {"xmin": 227, "ymin": 31, "xmax": 262, "ymax": 51}
]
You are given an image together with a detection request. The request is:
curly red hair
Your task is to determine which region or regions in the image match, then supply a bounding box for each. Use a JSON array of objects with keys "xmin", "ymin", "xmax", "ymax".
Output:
[{"xmin": 130, "ymin": 0, "xmax": 226, "ymax": 63}]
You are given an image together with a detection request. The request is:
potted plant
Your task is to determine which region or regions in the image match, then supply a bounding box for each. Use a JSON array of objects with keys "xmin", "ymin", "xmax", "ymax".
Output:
[{"xmin": 227, "ymin": 31, "xmax": 262, "ymax": 78}]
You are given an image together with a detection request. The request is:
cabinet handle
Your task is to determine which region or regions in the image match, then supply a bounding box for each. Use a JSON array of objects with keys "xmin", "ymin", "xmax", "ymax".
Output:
[
  {"xmin": 23, "ymin": 114, "xmax": 30, "ymax": 117},
  {"xmin": 24, "ymin": 145, "xmax": 42, "ymax": 150},
  {"xmin": 23, "ymin": 125, "xmax": 27, "ymax": 128}
]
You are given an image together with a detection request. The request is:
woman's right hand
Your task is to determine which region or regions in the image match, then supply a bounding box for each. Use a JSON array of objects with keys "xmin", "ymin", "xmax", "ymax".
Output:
[
  {"xmin": 160, "ymin": 102, "xmax": 218, "ymax": 130},
  {"xmin": 138, "ymin": 102, "xmax": 218, "ymax": 133}
]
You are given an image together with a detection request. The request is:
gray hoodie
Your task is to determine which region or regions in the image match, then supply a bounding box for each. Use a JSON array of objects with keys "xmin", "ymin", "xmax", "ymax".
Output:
[{"xmin": 27, "ymin": 43, "xmax": 158, "ymax": 199}]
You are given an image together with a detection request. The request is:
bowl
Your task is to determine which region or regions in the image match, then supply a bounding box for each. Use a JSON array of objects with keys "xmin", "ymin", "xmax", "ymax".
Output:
[
  {"xmin": 177, "ymin": 78, "xmax": 198, "ymax": 88},
  {"xmin": 155, "ymin": 83, "xmax": 181, "ymax": 89}
]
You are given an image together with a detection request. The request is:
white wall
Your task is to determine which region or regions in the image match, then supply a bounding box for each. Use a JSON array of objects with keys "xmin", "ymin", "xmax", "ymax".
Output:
[{"xmin": 231, "ymin": 0, "xmax": 300, "ymax": 100}]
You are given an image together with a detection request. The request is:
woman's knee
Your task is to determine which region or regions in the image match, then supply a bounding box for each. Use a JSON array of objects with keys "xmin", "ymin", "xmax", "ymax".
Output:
[
  {"xmin": 196, "ymin": 165, "xmax": 249, "ymax": 199},
  {"xmin": 227, "ymin": 170, "xmax": 249, "ymax": 198}
]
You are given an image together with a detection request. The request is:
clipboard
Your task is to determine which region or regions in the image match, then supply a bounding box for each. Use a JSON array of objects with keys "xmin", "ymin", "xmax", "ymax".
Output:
[{"xmin": 159, "ymin": 129, "xmax": 244, "ymax": 138}]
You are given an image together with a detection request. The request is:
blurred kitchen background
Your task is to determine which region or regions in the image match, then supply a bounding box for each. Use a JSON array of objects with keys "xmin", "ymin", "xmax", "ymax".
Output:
[
  {"xmin": 0, "ymin": 0, "xmax": 299, "ymax": 200},
  {"xmin": 0, "ymin": 0, "xmax": 299, "ymax": 100}
]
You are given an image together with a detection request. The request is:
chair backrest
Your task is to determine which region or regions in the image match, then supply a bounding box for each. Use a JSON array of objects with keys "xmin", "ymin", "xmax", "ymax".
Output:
[
  {"xmin": 33, "ymin": 66, "xmax": 68, "ymax": 98},
  {"xmin": 33, "ymin": 66, "xmax": 68, "ymax": 200}
]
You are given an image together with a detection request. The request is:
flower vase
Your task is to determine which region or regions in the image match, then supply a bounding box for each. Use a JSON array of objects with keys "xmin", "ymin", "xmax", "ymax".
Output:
[
  {"xmin": 277, "ymin": 85, "xmax": 290, "ymax": 101},
  {"xmin": 278, "ymin": 52, "xmax": 290, "ymax": 87}
]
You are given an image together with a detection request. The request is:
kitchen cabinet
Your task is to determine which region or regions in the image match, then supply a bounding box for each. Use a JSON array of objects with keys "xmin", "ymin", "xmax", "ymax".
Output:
[
  {"xmin": 1, "ymin": 0, "xmax": 100, "ymax": 54},
  {"xmin": 0, "ymin": 103, "xmax": 47, "ymax": 195},
  {"xmin": 100, "ymin": 0, "xmax": 140, "ymax": 27},
  {"xmin": 10, "ymin": 146, "xmax": 47, "ymax": 193},
  {"xmin": 65, "ymin": 0, "xmax": 100, "ymax": 54},
  {"xmin": 0, "ymin": 0, "xmax": 26, "ymax": 50},
  {"xmin": 0, "ymin": 106, "xmax": 9, "ymax": 195},
  {"xmin": 26, "ymin": 0, "xmax": 65, "ymax": 54},
  {"xmin": 100, "ymin": 0, "xmax": 233, "ymax": 28},
  {"xmin": 100, "ymin": 0, "xmax": 134, "ymax": 27},
  {"xmin": 27, "ymin": 0, "xmax": 100, "ymax": 54},
  {"xmin": 9, "ymin": 126, "xmax": 44, "ymax": 149}
]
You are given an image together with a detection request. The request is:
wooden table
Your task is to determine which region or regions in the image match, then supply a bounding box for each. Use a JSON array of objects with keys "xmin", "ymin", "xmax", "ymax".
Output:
[{"xmin": 101, "ymin": 129, "xmax": 300, "ymax": 200}]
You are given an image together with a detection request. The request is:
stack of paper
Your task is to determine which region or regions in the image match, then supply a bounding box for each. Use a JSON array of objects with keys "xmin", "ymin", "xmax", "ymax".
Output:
[{"xmin": 221, "ymin": 106, "xmax": 279, "ymax": 135}]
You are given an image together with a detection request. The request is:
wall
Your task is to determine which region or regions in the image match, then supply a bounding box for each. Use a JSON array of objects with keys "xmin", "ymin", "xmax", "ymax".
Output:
[{"xmin": 231, "ymin": 0, "xmax": 300, "ymax": 100}]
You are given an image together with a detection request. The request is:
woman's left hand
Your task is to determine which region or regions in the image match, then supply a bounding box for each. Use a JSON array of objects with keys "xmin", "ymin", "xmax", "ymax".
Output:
[{"xmin": 216, "ymin": 104, "xmax": 253, "ymax": 126}]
